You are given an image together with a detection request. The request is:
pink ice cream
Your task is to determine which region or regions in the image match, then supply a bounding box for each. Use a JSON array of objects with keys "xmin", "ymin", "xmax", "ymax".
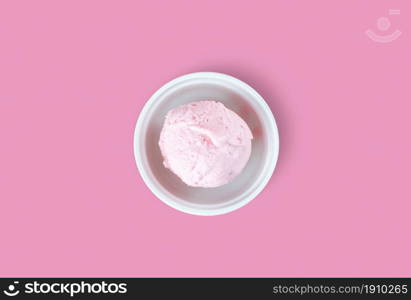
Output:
[{"xmin": 159, "ymin": 100, "xmax": 253, "ymax": 188}]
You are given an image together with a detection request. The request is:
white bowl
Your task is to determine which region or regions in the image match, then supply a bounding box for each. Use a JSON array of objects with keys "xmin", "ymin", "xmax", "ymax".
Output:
[{"xmin": 134, "ymin": 72, "xmax": 279, "ymax": 216}]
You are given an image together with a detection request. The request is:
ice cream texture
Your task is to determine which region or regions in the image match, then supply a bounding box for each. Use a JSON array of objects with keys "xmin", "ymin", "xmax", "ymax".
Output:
[{"xmin": 159, "ymin": 100, "xmax": 253, "ymax": 187}]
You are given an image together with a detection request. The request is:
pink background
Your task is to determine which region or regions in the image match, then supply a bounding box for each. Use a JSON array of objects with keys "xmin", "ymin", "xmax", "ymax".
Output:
[{"xmin": 0, "ymin": 1, "xmax": 410, "ymax": 277}]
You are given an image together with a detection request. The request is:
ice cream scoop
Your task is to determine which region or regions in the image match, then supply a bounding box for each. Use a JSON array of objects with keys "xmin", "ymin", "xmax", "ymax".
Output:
[{"xmin": 159, "ymin": 100, "xmax": 253, "ymax": 188}]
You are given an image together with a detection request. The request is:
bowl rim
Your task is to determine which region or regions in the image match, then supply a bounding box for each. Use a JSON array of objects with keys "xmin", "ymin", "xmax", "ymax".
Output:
[{"xmin": 133, "ymin": 72, "xmax": 279, "ymax": 216}]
